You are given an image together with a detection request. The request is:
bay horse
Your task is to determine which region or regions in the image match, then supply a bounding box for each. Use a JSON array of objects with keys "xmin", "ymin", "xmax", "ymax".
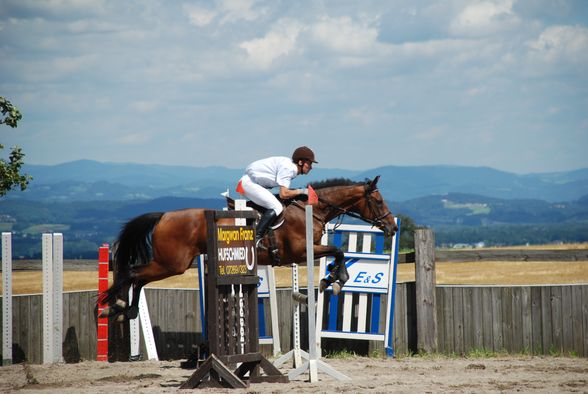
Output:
[{"xmin": 98, "ymin": 176, "xmax": 397, "ymax": 320}]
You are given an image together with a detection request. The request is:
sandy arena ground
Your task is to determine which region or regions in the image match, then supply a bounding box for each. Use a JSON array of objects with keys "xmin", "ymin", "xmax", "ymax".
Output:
[
  {"xmin": 2, "ymin": 246, "xmax": 587, "ymax": 392},
  {"xmin": 1, "ymin": 355, "xmax": 587, "ymax": 393}
]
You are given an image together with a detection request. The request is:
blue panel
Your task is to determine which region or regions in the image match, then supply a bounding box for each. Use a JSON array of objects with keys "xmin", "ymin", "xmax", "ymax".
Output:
[
  {"xmin": 328, "ymin": 293, "xmax": 339, "ymax": 330},
  {"xmin": 375, "ymin": 234, "xmax": 384, "ymax": 254},
  {"xmin": 333, "ymin": 232, "xmax": 343, "ymax": 248},
  {"xmin": 258, "ymin": 299, "xmax": 266, "ymax": 337},
  {"xmin": 370, "ymin": 294, "xmax": 381, "ymax": 333}
]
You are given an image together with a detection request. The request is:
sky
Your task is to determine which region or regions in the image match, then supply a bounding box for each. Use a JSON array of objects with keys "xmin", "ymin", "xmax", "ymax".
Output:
[{"xmin": 1, "ymin": 0, "xmax": 587, "ymax": 174}]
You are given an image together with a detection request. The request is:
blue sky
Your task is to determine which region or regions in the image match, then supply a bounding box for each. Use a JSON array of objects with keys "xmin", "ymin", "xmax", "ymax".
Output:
[{"xmin": 1, "ymin": 0, "xmax": 587, "ymax": 174}]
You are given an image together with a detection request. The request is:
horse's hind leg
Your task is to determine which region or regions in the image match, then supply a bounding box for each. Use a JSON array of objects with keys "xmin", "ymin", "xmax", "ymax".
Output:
[
  {"xmin": 123, "ymin": 259, "xmax": 186, "ymax": 319},
  {"xmin": 126, "ymin": 279, "xmax": 147, "ymax": 320}
]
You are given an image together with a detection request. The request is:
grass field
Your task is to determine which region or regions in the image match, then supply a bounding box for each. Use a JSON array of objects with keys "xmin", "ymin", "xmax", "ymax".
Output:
[{"xmin": 3, "ymin": 258, "xmax": 588, "ymax": 295}]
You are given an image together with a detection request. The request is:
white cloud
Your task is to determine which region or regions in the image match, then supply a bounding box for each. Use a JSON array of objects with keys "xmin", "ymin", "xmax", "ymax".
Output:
[
  {"xmin": 239, "ymin": 19, "xmax": 303, "ymax": 70},
  {"xmin": 183, "ymin": 0, "xmax": 265, "ymax": 27},
  {"xmin": 450, "ymin": 0, "xmax": 520, "ymax": 37},
  {"xmin": 218, "ymin": 0, "xmax": 265, "ymax": 24},
  {"xmin": 527, "ymin": 25, "xmax": 588, "ymax": 65},
  {"xmin": 65, "ymin": 19, "xmax": 120, "ymax": 34},
  {"xmin": 309, "ymin": 15, "xmax": 381, "ymax": 54},
  {"xmin": 183, "ymin": 4, "xmax": 216, "ymax": 27},
  {"xmin": 2, "ymin": 1, "xmax": 587, "ymax": 173}
]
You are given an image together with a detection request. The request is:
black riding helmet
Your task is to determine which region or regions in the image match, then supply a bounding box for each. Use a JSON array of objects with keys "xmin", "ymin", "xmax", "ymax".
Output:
[{"xmin": 292, "ymin": 146, "xmax": 318, "ymax": 163}]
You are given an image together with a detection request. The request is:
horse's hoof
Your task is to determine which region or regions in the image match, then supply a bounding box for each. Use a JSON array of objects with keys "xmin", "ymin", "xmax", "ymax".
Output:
[
  {"xmin": 292, "ymin": 291, "xmax": 308, "ymax": 305},
  {"xmin": 116, "ymin": 314, "xmax": 126, "ymax": 323},
  {"xmin": 115, "ymin": 299, "xmax": 127, "ymax": 308},
  {"xmin": 332, "ymin": 282, "xmax": 342, "ymax": 295},
  {"xmin": 319, "ymin": 279, "xmax": 329, "ymax": 293},
  {"xmin": 126, "ymin": 306, "xmax": 139, "ymax": 320},
  {"xmin": 98, "ymin": 307, "xmax": 111, "ymax": 318}
]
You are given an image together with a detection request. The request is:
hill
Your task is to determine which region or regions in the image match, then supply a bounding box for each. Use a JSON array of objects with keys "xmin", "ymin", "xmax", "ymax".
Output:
[
  {"xmin": 2, "ymin": 192, "xmax": 588, "ymax": 258},
  {"xmin": 9, "ymin": 160, "xmax": 588, "ymax": 202}
]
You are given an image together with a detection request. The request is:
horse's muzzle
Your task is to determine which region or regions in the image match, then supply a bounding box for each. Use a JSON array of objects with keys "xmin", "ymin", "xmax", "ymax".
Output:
[{"xmin": 384, "ymin": 223, "xmax": 398, "ymax": 238}]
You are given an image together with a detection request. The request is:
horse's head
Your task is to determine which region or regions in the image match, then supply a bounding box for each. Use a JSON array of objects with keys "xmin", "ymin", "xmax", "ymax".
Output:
[
  {"xmin": 359, "ymin": 176, "xmax": 398, "ymax": 237},
  {"xmin": 310, "ymin": 176, "xmax": 398, "ymax": 237}
]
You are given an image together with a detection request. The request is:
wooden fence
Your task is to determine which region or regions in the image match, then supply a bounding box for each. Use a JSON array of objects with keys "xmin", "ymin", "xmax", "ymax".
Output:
[{"xmin": 436, "ymin": 284, "xmax": 588, "ymax": 356}]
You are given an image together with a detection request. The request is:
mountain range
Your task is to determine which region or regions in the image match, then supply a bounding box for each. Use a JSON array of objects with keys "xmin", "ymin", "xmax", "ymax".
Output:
[
  {"xmin": 9, "ymin": 160, "xmax": 588, "ymax": 203},
  {"xmin": 2, "ymin": 160, "xmax": 588, "ymax": 256}
]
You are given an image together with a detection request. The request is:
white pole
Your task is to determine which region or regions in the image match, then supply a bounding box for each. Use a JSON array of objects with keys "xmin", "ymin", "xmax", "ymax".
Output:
[
  {"xmin": 305, "ymin": 206, "xmax": 319, "ymax": 382},
  {"xmin": 2, "ymin": 233, "xmax": 12, "ymax": 366},
  {"xmin": 129, "ymin": 287, "xmax": 159, "ymax": 361},
  {"xmin": 129, "ymin": 287, "xmax": 141, "ymax": 360},
  {"xmin": 287, "ymin": 205, "xmax": 351, "ymax": 382},
  {"xmin": 52, "ymin": 233, "xmax": 63, "ymax": 364},
  {"xmin": 42, "ymin": 234, "xmax": 54, "ymax": 364},
  {"xmin": 138, "ymin": 289, "xmax": 159, "ymax": 360},
  {"xmin": 42, "ymin": 233, "xmax": 63, "ymax": 364},
  {"xmin": 272, "ymin": 262, "xmax": 309, "ymax": 369},
  {"xmin": 291, "ymin": 263, "xmax": 303, "ymax": 367}
]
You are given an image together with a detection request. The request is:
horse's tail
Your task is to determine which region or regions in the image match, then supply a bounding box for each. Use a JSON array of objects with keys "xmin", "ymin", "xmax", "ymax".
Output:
[{"xmin": 98, "ymin": 212, "xmax": 164, "ymax": 305}]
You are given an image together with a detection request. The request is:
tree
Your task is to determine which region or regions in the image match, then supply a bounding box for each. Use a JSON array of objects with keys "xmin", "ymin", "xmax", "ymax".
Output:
[{"xmin": 1, "ymin": 96, "xmax": 32, "ymax": 197}]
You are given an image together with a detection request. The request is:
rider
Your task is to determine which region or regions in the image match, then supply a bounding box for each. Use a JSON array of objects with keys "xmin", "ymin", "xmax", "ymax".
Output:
[{"xmin": 237, "ymin": 146, "xmax": 317, "ymax": 246}]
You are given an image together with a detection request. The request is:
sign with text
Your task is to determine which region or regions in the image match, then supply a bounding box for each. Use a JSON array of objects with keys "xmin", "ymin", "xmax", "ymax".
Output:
[
  {"xmin": 216, "ymin": 225, "xmax": 256, "ymax": 276},
  {"xmin": 325, "ymin": 256, "xmax": 390, "ymax": 293}
]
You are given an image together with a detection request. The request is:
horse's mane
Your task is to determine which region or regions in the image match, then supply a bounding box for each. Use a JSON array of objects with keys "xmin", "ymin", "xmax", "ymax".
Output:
[{"xmin": 309, "ymin": 178, "xmax": 362, "ymax": 190}]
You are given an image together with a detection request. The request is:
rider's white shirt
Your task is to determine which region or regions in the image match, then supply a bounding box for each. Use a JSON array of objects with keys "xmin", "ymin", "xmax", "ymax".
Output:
[{"xmin": 245, "ymin": 156, "xmax": 298, "ymax": 189}]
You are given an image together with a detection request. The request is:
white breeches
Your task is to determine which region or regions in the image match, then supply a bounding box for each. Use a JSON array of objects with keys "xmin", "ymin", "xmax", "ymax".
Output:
[{"xmin": 239, "ymin": 174, "xmax": 284, "ymax": 215}]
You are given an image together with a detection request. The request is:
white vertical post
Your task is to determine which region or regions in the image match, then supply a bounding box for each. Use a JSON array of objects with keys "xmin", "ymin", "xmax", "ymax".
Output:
[
  {"xmin": 52, "ymin": 233, "xmax": 63, "ymax": 363},
  {"xmin": 129, "ymin": 287, "xmax": 141, "ymax": 360},
  {"xmin": 139, "ymin": 289, "xmax": 159, "ymax": 360},
  {"xmin": 287, "ymin": 205, "xmax": 350, "ymax": 382},
  {"xmin": 272, "ymin": 263, "xmax": 308, "ymax": 369},
  {"xmin": 291, "ymin": 264, "xmax": 303, "ymax": 367},
  {"xmin": 129, "ymin": 287, "xmax": 159, "ymax": 361},
  {"xmin": 266, "ymin": 265, "xmax": 281, "ymax": 356},
  {"xmin": 2, "ymin": 233, "xmax": 12, "ymax": 366},
  {"xmin": 42, "ymin": 233, "xmax": 62, "ymax": 364},
  {"xmin": 42, "ymin": 233, "xmax": 54, "ymax": 364},
  {"xmin": 305, "ymin": 206, "xmax": 319, "ymax": 382}
]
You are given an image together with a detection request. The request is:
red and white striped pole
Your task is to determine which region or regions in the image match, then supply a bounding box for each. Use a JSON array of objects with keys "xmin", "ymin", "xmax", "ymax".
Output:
[{"xmin": 97, "ymin": 244, "xmax": 109, "ymax": 361}]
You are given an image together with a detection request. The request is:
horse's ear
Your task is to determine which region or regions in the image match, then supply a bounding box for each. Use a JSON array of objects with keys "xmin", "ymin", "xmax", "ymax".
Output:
[{"xmin": 368, "ymin": 175, "xmax": 380, "ymax": 192}]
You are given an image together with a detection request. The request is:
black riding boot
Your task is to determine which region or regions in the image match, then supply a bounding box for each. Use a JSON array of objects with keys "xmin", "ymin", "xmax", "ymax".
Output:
[{"xmin": 256, "ymin": 209, "xmax": 277, "ymax": 247}]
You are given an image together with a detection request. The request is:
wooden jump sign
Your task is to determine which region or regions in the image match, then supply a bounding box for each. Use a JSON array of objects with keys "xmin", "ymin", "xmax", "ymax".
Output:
[{"xmin": 181, "ymin": 210, "xmax": 288, "ymax": 389}]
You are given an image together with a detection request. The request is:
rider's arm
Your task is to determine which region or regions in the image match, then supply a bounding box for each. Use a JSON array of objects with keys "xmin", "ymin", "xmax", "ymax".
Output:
[{"xmin": 278, "ymin": 186, "xmax": 306, "ymax": 199}]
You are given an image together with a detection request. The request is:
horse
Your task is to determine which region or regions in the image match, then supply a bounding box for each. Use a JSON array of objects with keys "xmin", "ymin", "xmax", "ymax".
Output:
[{"xmin": 98, "ymin": 175, "xmax": 397, "ymax": 320}]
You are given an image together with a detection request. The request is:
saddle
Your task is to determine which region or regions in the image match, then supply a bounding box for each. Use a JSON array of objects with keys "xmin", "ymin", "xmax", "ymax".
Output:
[{"xmin": 225, "ymin": 194, "xmax": 308, "ymax": 266}]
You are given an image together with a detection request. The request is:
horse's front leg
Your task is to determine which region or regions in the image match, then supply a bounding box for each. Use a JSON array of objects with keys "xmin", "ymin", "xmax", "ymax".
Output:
[{"xmin": 313, "ymin": 245, "xmax": 347, "ymax": 295}]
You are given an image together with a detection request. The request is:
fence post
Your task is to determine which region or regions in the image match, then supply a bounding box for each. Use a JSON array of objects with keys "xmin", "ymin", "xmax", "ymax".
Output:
[{"xmin": 415, "ymin": 228, "xmax": 438, "ymax": 353}]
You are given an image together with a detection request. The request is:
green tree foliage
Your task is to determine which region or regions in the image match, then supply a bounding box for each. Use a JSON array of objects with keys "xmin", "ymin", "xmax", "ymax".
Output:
[
  {"xmin": 382, "ymin": 213, "xmax": 419, "ymax": 252},
  {"xmin": 396, "ymin": 214, "xmax": 419, "ymax": 251},
  {"xmin": 1, "ymin": 96, "xmax": 32, "ymax": 197}
]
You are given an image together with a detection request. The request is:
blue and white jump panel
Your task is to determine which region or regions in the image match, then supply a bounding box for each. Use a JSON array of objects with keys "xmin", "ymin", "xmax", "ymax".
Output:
[{"xmin": 315, "ymin": 219, "xmax": 401, "ymax": 357}]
